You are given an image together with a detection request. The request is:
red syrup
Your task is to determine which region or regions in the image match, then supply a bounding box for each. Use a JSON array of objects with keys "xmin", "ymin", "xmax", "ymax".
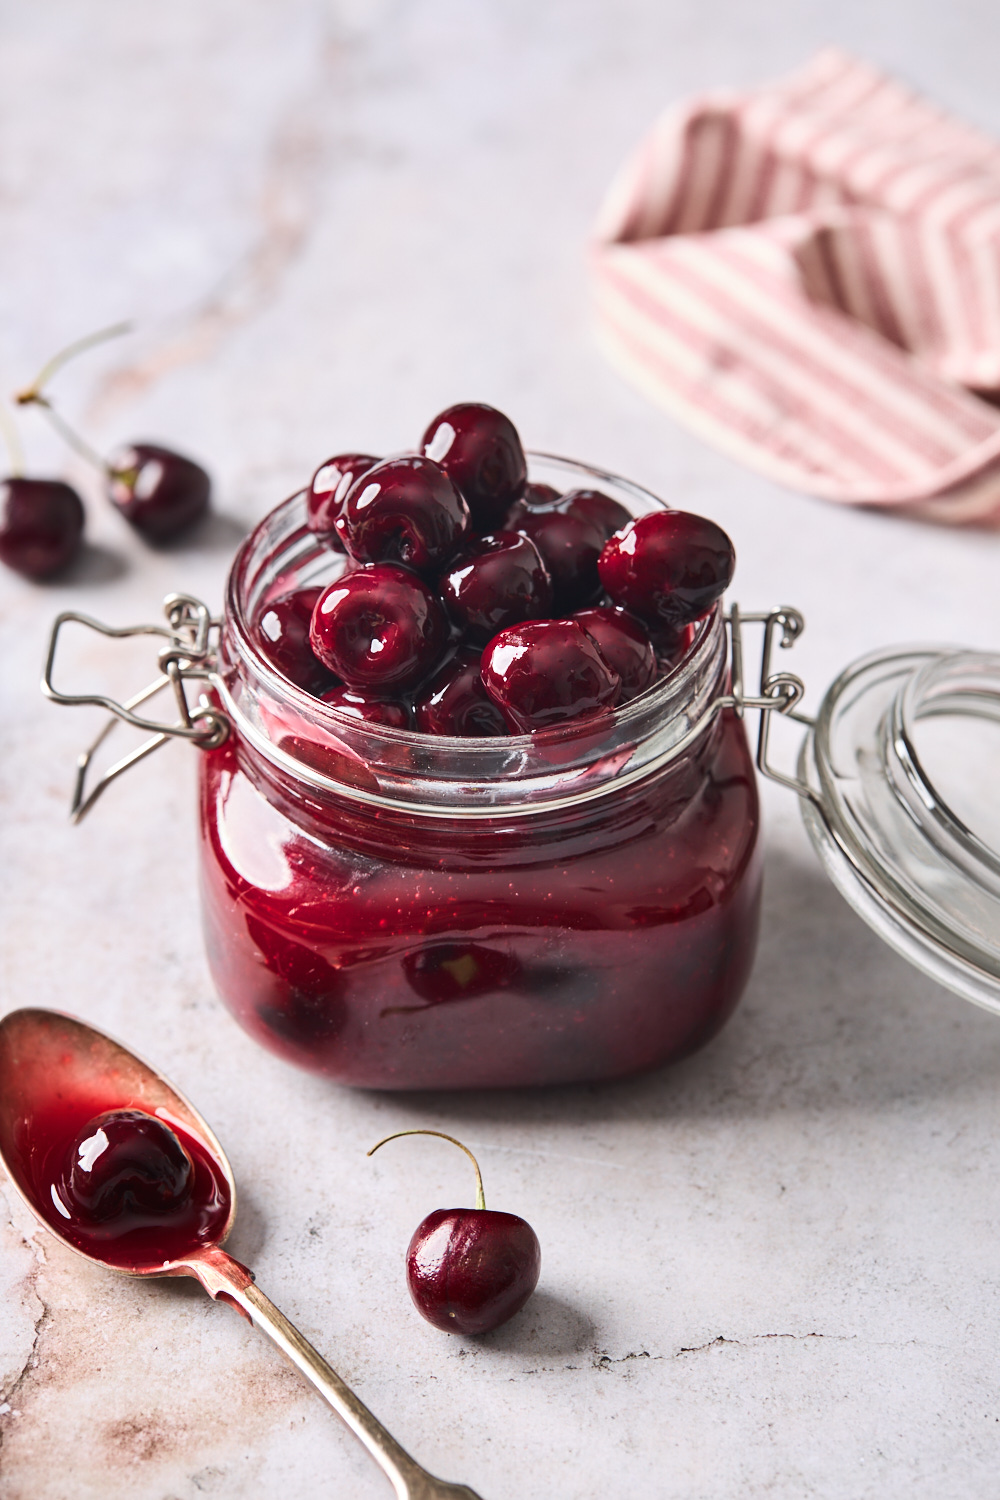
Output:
[
  {"xmin": 13, "ymin": 1094, "xmax": 231, "ymax": 1269},
  {"xmin": 198, "ymin": 704, "xmax": 761, "ymax": 1091}
]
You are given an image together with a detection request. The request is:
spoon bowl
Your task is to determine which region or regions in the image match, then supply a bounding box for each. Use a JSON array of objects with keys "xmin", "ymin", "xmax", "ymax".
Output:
[{"xmin": 0, "ymin": 1007, "xmax": 482, "ymax": 1500}]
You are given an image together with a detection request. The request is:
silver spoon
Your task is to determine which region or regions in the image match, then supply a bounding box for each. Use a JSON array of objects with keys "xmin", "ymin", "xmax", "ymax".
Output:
[{"xmin": 0, "ymin": 1007, "xmax": 483, "ymax": 1500}]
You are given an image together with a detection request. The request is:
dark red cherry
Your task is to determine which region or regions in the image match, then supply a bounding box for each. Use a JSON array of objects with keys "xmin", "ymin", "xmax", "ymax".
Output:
[
  {"xmin": 338, "ymin": 455, "xmax": 470, "ymax": 572},
  {"xmin": 369, "ymin": 1130, "xmax": 540, "ymax": 1336},
  {"xmin": 421, "ymin": 403, "xmax": 527, "ymax": 533},
  {"xmin": 107, "ymin": 443, "xmax": 210, "ymax": 541},
  {"xmin": 561, "ymin": 488, "xmax": 631, "ymax": 540},
  {"xmin": 517, "ymin": 507, "xmax": 605, "ymax": 613},
  {"xmin": 59, "ymin": 1110, "xmax": 193, "ymax": 1226},
  {"xmin": 574, "ymin": 606, "xmax": 657, "ymax": 702},
  {"xmin": 414, "ymin": 647, "xmax": 509, "ymax": 737},
  {"xmin": 0, "ymin": 477, "xmax": 84, "ymax": 579},
  {"xmin": 310, "ymin": 563, "xmax": 447, "ymax": 691},
  {"xmin": 439, "ymin": 532, "xmax": 552, "ymax": 644},
  {"xmin": 402, "ymin": 943, "xmax": 521, "ymax": 1003},
  {"xmin": 254, "ymin": 587, "xmax": 336, "ymax": 694},
  {"xmin": 307, "ymin": 452, "xmax": 379, "ymax": 548},
  {"xmin": 481, "ymin": 619, "xmax": 621, "ymax": 732},
  {"xmin": 320, "ymin": 684, "xmax": 412, "ymax": 728},
  {"xmin": 598, "ymin": 510, "xmax": 735, "ymax": 630}
]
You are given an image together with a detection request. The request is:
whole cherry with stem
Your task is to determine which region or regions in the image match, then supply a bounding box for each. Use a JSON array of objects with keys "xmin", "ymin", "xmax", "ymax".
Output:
[
  {"xmin": 16, "ymin": 322, "xmax": 211, "ymax": 542},
  {"xmin": 368, "ymin": 1129, "xmax": 541, "ymax": 1335}
]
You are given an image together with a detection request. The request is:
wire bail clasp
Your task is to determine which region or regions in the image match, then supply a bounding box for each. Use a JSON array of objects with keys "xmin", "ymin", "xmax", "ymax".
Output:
[
  {"xmin": 41, "ymin": 594, "xmax": 229, "ymax": 823},
  {"xmin": 723, "ymin": 603, "xmax": 817, "ymax": 803}
]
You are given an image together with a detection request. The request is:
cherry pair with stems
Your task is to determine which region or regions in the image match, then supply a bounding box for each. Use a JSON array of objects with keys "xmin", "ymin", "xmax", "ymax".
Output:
[{"xmin": 0, "ymin": 323, "xmax": 210, "ymax": 580}]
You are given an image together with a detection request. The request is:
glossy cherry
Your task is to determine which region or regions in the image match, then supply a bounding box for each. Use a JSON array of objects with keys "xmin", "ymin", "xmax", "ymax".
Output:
[
  {"xmin": 107, "ymin": 443, "xmax": 211, "ymax": 541},
  {"xmin": 574, "ymin": 605, "xmax": 657, "ymax": 702},
  {"xmin": 414, "ymin": 647, "xmax": 509, "ymax": 737},
  {"xmin": 320, "ymin": 684, "xmax": 412, "ymax": 728},
  {"xmin": 310, "ymin": 563, "xmax": 447, "ymax": 691},
  {"xmin": 57, "ymin": 1109, "xmax": 193, "ymax": 1228},
  {"xmin": 307, "ymin": 452, "xmax": 379, "ymax": 548},
  {"xmin": 421, "ymin": 403, "xmax": 527, "ymax": 533},
  {"xmin": 368, "ymin": 1130, "xmax": 540, "ymax": 1336},
  {"xmin": 517, "ymin": 506, "xmax": 605, "ymax": 613},
  {"xmin": 439, "ymin": 531, "xmax": 552, "ymax": 643},
  {"xmin": 338, "ymin": 455, "xmax": 470, "ymax": 572},
  {"xmin": 254, "ymin": 587, "xmax": 336, "ymax": 694},
  {"xmin": 598, "ymin": 510, "xmax": 735, "ymax": 630},
  {"xmin": 0, "ymin": 477, "xmax": 84, "ymax": 579},
  {"xmin": 481, "ymin": 619, "xmax": 621, "ymax": 732},
  {"xmin": 561, "ymin": 487, "xmax": 631, "ymax": 540}
]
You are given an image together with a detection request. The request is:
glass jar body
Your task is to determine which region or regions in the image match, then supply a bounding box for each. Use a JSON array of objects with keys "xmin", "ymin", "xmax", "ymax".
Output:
[{"xmin": 200, "ymin": 459, "xmax": 762, "ymax": 1089}]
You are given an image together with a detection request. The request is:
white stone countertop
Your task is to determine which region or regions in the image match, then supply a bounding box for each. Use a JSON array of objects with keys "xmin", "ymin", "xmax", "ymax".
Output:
[{"xmin": 3, "ymin": 4, "xmax": 1000, "ymax": 1497}]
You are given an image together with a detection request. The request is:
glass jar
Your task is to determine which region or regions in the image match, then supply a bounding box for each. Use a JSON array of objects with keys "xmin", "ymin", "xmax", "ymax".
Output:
[
  {"xmin": 198, "ymin": 455, "xmax": 761, "ymax": 1089},
  {"xmin": 42, "ymin": 457, "xmax": 1000, "ymax": 1081}
]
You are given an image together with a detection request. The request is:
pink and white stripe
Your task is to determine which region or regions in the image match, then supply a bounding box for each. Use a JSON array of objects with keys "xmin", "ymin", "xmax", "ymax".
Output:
[{"xmin": 592, "ymin": 49, "xmax": 1000, "ymax": 523}]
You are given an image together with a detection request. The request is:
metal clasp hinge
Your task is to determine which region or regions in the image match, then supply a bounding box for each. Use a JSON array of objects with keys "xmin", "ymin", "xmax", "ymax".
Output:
[
  {"xmin": 41, "ymin": 593, "xmax": 230, "ymax": 823},
  {"xmin": 723, "ymin": 603, "xmax": 818, "ymax": 804}
]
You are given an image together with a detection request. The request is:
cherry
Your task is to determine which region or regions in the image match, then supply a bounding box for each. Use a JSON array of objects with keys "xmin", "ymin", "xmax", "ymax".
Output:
[
  {"xmin": 254, "ymin": 587, "xmax": 337, "ymax": 694},
  {"xmin": 320, "ymin": 684, "xmax": 412, "ymax": 729},
  {"xmin": 310, "ymin": 563, "xmax": 447, "ymax": 691},
  {"xmin": 414, "ymin": 647, "xmax": 509, "ymax": 737},
  {"xmin": 561, "ymin": 487, "xmax": 631, "ymax": 540},
  {"xmin": 307, "ymin": 452, "xmax": 379, "ymax": 549},
  {"xmin": 439, "ymin": 531, "xmax": 552, "ymax": 643},
  {"xmin": 368, "ymin": 1130, "xmax": 540, "ymax": 1336},
  {"xmin": 573, "ymin": 606, "xmax": 657, "ymax": 702},
  {"xmin": 421, "ymin": 403, "xmax": 527, "ymax": 533},
  {"xmin": 481, "ymin": 619, "xmax": 621, "ymax": 732},
  {"xmin": 107, "ymin": 443, "xmax": 210, "ymax": 541},
  {"xmin": 401, "ymin": 943, "xmax": 521, "ymax": 1003},
  {"xmin": 0, "ymin": 477, "xmax": 84, "ymax": 579},
  {"xmin": 58, "ymin": 1110, "xmax": 193, "ymax": 1227},
  {"xmin": 517, "ymin": 507, "xmax": 605, "ymax": 613},
  {"xmin": 338, "ymin": 455, "xmax": 470, "ymax": 572},
  {"xmin": 598, "ymin": 510, "xmax": 735, "ymax": 630}
]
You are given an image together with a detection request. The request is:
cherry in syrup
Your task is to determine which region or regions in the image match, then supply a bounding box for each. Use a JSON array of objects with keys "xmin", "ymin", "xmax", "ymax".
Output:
[
  {"xmin": 254, "ymin": 587, "xmax": 337, "ymax": 694},
  {"xmin": 598, "ymin": 510, "xmax": 735, "ymax": 630},
  {"xmin": 338, "ymin": 456, "xmax": 470, "ymax": 573},
  {"xmin": 439, "ymin": 531, "xmax": 552, "ymax": 643},
  {"xmin": 573, "ymin": 605, "xmax": 657, "ymax": 702},
  {"xmin": 480, "ymin": 619, "xmax": 621, "ymax": 732},
  {"xmin": 414, "ymin": 647, "xmax": 508, "ymax": 737},
  {"xmin": 421, "ymin": 403, "xmax": 527, "ymax": 533},
  {"xmin": 307, "ymin": 453, "xmax": 379, "ymax": 548},
  {"xmin": 320, "ymin": 684, "xmax": 412, "ymax": 728},
  {"xmin": 310, "ymin": 563, "xmax": 447, "ymax": 692}
]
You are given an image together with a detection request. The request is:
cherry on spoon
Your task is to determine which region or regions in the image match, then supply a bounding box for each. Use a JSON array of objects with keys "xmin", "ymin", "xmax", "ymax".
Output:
[{"xmin": 0, "ymin": 1008, "xmax": 481, "ymax": 1500}]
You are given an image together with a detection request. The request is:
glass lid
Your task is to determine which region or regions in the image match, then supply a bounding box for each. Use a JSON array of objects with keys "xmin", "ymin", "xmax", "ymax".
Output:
[{"xmin": 797, "ymin": 644, "xmax": 1000, "ymax": 1014}]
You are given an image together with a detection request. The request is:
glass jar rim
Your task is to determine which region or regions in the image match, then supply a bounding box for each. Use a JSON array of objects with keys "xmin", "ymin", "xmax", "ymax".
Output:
[{"xmin": 217, "ymin": 452, "xmax": 731, "ymax": 818}]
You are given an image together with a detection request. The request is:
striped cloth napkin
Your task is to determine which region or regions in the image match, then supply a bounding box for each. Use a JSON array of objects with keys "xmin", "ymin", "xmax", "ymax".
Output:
[{"xmin": 592, "ymin": 48, "xmax": 1000, "ymax": 523}]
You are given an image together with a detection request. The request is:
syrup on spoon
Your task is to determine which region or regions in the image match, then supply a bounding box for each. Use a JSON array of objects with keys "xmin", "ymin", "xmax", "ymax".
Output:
[{"xmin": 0, "ymin": 1008, "xmax": 482, "ymax": 1500}]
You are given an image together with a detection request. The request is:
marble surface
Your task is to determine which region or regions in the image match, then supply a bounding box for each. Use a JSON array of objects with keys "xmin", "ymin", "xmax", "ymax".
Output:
[{"xmin": 3, "ymin": 3, "xmax": 1000, "ymax": 1496}]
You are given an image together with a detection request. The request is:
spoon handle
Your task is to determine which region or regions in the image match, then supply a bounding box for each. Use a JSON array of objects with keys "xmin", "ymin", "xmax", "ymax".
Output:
[{"xmin": 191, "ymin": 1249, "xmax": 483, "ymax": 1500}]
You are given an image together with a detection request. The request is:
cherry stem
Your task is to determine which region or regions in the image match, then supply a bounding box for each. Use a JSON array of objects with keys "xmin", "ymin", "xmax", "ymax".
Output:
[
  {"xmin": 367, "ymin": 1129, "xmax": 487, "ymax": 1211},
  {"xmin": 17, "ymin": 320, "xmax": 132, "ymax": 403},
  {"xmin": 18, "ymin": 395, "xmax": 111, "ymax": 476},
  {"xmin": 0, "ymin": 404, "xmax": 25, "ymax": 477}
]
